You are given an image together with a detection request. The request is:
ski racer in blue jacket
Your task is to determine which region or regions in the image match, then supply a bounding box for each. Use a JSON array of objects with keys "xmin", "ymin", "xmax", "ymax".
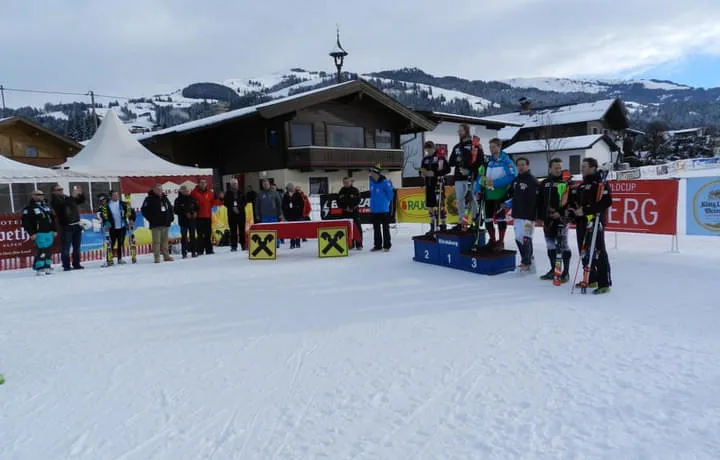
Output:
[
  {"xmin": 369, "ymin": 165, "xmax": 394, "ymax": 251},
  {"xmin": 473, "ymin": 138, "xmax": 517, "ymax": 250}
]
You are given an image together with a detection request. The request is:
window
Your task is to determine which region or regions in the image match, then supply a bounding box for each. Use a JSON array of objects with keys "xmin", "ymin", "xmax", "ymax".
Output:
[
  {"xmin": 569, "ymin": 155, "xmax": 581, "ymax": 175},
  {"xmin": 69, "ymin": 182, "xmax": 92, "ymax": 212},
  {"xmin": 0, "ymin": 184, "xmax": 12, "ymax": 213},
  {"xmin": 25, "ymin": 146, "xmax": 38, "ymax": 158},
  {"xmin": 327, "ymin": 125, "xmax": 364, "ymax": 148},
  {"xmin": 309, "ymin": 177, "xmax": 328, "ymax": 195},
  {"xmin": 375, "ymin": 130, "xmax": 393, "ymax": 149},
  {"xmin": 290, "ymin": 123, "xmax": 313, "ymax": 147},
  {"xmin": 37, "ymin": 182, "xmax": 58, "ymax": 199},
  {"xmin": 91, "ymin": 182, "xmax": 112, "ymax": 211},
  {"xmin": 267, "ymin": 129, "xmax": 279, "ymax": 148},
  {"xmin": 592, "ymin": 127, "xmax": 599, "ymax": 135},
  {"xmin": 10, "ymin": 182, "xmax": 34, "ymax": 212}
]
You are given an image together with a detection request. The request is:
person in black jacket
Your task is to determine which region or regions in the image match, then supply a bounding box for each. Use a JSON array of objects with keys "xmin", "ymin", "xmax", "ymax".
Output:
[
  {"xmin": 537, "ymin": 158, "xmax": 573, "ymax": 282},
  {"xmin": 141, "ymin": 184, "xmax": 175, "ymax": 263},
  {"xmin": 505, "ymin": 157, "xmax": 540, "ymax": 272},
  {"xmin": 569, "ymin": 157, "xmax": 613, "ymax": 294},
  {"xmin": 98, "ymin": 191, "xmax": 136, "ymax": 265},
  {"xmin": 50, "ymin": 183, "xmax": 86, "ymax": 271},
  {"xmin": 21, "ymin": 190, "xmax": 57, "ymax": 275},
  {"xmin": 224, "ymin": 179, "xmax": 246, "ymax": 252},
  {"xmin": 448, "ymin": 123, "xmax": 482, "ymax": 230},
  {"xmin": 337, "ymin": 177, "xmax": 363, "ymax": 249},
  {"xmin": 174, "ymin": 185, "xmax": 199, "ymax": 258},
  {"xmin": 281, "ymin": 183, "xmax": 305, "ymax": 248},
  {"xmin": 420, "ymin": 140, "xmax": 451, "ymax": 234}
]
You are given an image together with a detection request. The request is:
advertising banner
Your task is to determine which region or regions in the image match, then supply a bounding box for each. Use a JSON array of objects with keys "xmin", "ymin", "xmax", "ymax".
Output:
[
  {"xmin": 686, "ymin": 176, "xmax": 720, "ymax": 236},
  {"xmin": 605, "ymin": 179, "xmax": 679, "ymax": 235},
  {"xmin": 319, "ymin": 191, "xmax": 396, "ymax": 224},
  {"xmin": 395, "ymin": 187, "xmax": 462, "ymax": 224},
  {"xmin": 0, "ymin": 213, "xmax": 34, "ymax": 260}
]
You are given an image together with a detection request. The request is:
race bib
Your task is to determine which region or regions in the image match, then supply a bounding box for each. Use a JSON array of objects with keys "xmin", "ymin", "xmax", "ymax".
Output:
[
  {"xmin": 161, "ymin": 206, "xmax": 166, "ymax": 212},
  {"xmin": 233, "ymin": 201, "xmax": 237, "ymax": 207}
]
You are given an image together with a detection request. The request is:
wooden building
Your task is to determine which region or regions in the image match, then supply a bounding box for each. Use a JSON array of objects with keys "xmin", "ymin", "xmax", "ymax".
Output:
[
  {"xmin": 0, "ymin": 116, "xmax": 83, "ymax": 167},
  {"xmin": 137, "ymin": 79, "xmax": 436, "ymax": 194}
]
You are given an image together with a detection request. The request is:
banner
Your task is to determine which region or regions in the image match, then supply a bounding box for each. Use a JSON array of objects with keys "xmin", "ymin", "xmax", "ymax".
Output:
[
  {"xmin": 0, "ymin": 213, "xmax": 33, "ymax": 260},
  {"xmin": 686, "ymin": 176, "xmax": 720, "ymax": 236},
  {"xmin": 319, "ymin": 191, "xmax": 396, "ymax": 224},
  {"xmin": 606, "ymin": 179, "xmax": 679, "ymax": 235},
  {"xmin": 395, "ymin": 187, "xmax": 462, "ymax": 224}
]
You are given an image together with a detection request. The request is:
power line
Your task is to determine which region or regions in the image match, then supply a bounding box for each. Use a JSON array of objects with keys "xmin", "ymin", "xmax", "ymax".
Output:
[{"xmin": 0, "ymin": 86, "xmax": 131, "ymax": 100}]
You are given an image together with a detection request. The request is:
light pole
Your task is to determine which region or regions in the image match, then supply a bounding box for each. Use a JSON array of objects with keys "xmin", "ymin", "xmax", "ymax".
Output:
[{"xmin": 329, "ymin": 26, "xmax": 348, "ymax": 83}]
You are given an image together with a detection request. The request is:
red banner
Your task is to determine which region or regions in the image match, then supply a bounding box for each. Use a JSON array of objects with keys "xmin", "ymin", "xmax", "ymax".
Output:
[
  {"xmin": 120, "ymin": 175, "xmax": 213, "ymax": 195},
  {"xmin": 606, "ymin": 179, "xmax": 679, "ymax": 235},
  {"xmin": 0, "ymin": 213, "xmax": 33, "ymax": 260}
]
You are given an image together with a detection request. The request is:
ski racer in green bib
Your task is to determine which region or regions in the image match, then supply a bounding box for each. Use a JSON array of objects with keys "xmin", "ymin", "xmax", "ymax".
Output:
[{"xmin": 473, "ymin": 138, "xmax": 517, "ymax": 251}]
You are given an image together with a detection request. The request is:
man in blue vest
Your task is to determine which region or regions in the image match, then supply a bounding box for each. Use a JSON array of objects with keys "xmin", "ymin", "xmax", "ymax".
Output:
[{"xmin": 369, "ymin": 165, "xmax": 394, "ymax": 252}]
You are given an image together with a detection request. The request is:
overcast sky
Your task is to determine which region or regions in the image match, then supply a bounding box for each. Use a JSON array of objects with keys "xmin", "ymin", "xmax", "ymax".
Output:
[{"xmin": 2, "ymin": 0, "xmax": 720, "ymax": 107}]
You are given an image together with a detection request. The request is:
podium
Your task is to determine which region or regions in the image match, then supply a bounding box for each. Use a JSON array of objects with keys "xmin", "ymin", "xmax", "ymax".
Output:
[{"xmin": 412, "ymin": 230, "xmax": 516, "ymax": 275}]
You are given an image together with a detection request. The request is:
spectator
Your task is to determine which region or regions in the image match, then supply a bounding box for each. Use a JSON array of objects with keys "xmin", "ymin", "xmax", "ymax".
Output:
[
  {"xmin": 224, "ymin": 178, "xmax": 246, "ymax": 251},
  {"xmin": 255, "ymin": 179, "xmax": 282, "ymax": 247},
  {"xmin": 246, "ymin": 185, "xmax": 257, "ymax": 218},
  {"xmin": 141, "ymin": 183, "xmax": 175, "ymax": 263},
  {"xmin": 50, "ymin": 183, "xmax": 86, "ymax": 271},
  {"xmin": 99, "ymin": 191, "xmax": 136, "ymax": 265},
  {"xmin": 337, "ymin": 177, "xmax": 363, "ymax": 250},
  {"xmin": 282, "ymin": 183, "xmax": 304, "ymax": 248},
  {"xmin": 296, "ymin": 185, "xmax": 311, "ymax": 243},
  {"xmin": 21, "ymin": 189, "xmax": 56, "ymax": 275},
  {"xmin": 269, "ymin": 182, "xmax": 285, "ymax": 244},
  {"xmin": 191, "ymin": 179, "xmax": 215, "ymax": 255},
  {"xmin": 174, "ymin": 185, "xmax": 199, "ymax": 259},
  {"xmin": 369, "ymin": 165, "xmax": 394, "ymax": 252}
]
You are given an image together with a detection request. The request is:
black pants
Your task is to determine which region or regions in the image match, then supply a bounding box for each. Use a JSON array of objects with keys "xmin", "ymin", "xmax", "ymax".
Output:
[
  {"xmin": 61, "ymin": 224, "xmax": 83, "ymax": 269},
  {"xmin": 576, "ymin": 221, "xmax": 612, "ymax": 288},
  {"xmin": 371, "ymin": 212, "xmax": 391, "ymax": 250},
  {"xmin": 110, "ymin": 228, "xmax": 126, "ymax": 260},
  {"xmin": 342, "ymin": 210, "xmax": 363, "ymax": 248},
  {"xmin": 180, "ymin": 222, "xmax": 197, "ymax": 256},
  {"xmin": 228, "ymin": 216, "xmax": 246, "ymax": 250},
  {"xmin": 196, "ymin": 218, "xmax": 213, "ymax": 254}
]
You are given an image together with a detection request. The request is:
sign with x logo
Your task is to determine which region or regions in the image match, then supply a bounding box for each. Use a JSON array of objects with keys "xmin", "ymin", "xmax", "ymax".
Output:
[
  {"xmin": 317, "ymin": 227, "xmax": 348, "ymax": 258},
  {"xmin": 249, "ymin": 230, "xmax": 277, "ymax": 260}
]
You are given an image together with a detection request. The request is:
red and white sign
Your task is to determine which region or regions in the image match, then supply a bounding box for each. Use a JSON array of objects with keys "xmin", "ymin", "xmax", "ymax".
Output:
[
  {"xmin": 606, "ymin": 179, "xmax": 679, "ymax": 235},
  {"xmin": 0, "ymin": 213, "xmax": 33, "ymax": 260}
]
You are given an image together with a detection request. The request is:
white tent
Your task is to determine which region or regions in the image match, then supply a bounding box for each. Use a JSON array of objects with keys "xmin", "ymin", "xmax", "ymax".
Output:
[
  {"xmin": 0, "ymin": 154, "xmax": 59, "ymax": 182},
  {"xmin": 62, "ymin": 110, "xmax": 212, "ymax": 177}
]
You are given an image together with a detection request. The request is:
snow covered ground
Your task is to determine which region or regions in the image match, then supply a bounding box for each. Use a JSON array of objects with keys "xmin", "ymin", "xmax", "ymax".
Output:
[{"xmin": 1, "ymin": 224, "xmax": 720, "ymax": 459}]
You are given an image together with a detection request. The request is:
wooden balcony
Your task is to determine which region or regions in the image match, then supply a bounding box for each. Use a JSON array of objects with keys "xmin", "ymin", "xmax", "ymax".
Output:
[{"xmin": 286, "ymin": 146, "xmax": 403, "ymax": 169}]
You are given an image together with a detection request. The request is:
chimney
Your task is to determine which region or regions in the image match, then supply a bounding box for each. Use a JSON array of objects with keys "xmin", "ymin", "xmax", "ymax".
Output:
[{"xmin": 519, "ymin": 97, "xmax": 532, "ymax": 113}]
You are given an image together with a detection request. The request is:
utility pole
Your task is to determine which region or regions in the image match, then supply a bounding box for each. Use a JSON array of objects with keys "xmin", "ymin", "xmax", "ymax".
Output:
[
  {"xmin": 88, "ymin": 90, "xmax": 98, "ymax": 131},
  {"xmin": 0, "ymin": 85, "xmax": 6, "ymax": 118}
]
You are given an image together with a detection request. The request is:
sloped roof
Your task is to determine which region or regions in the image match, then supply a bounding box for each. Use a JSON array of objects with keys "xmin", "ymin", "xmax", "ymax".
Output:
[
  {"xmin": 0, "ymin": 154, "xmax": 59, "ymax": 179},
  {"xmin": 415, "ymin": 111, "xmax": 523, "ymax": 130},
  {"xmin": 0, "ymin": 116, "xmax": 83, "ymax": 150},
  {"xmin": 504, "ymin": 134, "xmax": 619, "ymax": 155},
  {"xmin": 62, "ymin": 110, "xmax": 212, "ymax": 177},
  {"xmin": 137, "ymin": 79, "xmax": 436, "ymax": 140}
]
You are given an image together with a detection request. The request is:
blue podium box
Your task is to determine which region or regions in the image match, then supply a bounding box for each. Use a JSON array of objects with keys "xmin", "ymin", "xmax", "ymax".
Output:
[
  {"xmin": 412, "ymin": 236, "xmax": 439, "ymax": 265},
  {"xmin": 459, "ymin": 249, "xmax": 517, "ymax": 275},
  {"xmin": 435, "ymin": 231, "xmax": 483, "ymax": 267}
]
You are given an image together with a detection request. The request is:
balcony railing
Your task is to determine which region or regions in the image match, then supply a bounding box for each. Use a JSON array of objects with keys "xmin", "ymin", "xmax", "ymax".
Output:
[{"xmin": 287, "ymin": 146, "xmax": 403, "ymax": 169}]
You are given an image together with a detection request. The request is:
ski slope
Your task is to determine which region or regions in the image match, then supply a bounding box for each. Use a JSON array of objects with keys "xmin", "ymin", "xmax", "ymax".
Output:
[{"xmin": 1, "ymin": 225, "xmax": 719, "ymax": 459}]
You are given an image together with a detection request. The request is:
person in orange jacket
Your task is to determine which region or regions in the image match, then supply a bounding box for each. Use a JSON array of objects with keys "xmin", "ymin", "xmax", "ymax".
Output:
[{"xmin": 191, "ymin": 178, "xmax": 215, "ymax": 255}]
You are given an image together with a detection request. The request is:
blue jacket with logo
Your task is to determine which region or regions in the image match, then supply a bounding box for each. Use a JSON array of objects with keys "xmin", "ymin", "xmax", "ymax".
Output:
[{"xmin": 369, "ymin": 175, "xmax": 394, "ymax": 213}]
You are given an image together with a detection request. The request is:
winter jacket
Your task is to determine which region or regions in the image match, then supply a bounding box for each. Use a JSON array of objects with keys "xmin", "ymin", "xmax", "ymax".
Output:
[
  {"xmin": 224, "ymin": 188, "xmax": 246, "ymax": 221},
  {"xmin": 21, "ymin": 200, "xmax": 55, "ymax": 235},
  {"xmin": 255, "ymin": 189, "xmax": 282, "ymax": 220},
  {"xmin": 51, "ymin": 193, "xmax": 85, "ymax": 226},
  {"xmin": 369, "ymin": 175, "xmax": 394, "ymax": 213},
  {"xmin": 538, "ymin": 174, "xmax": 571, "ymax": 223},
  {"xmin": 570, "ymin": 172, "xmax": 613, "ymax": 226},
  {"xmin": 337, "ymin": 186, "xmax": 361, "ymax": 211},
  {"xmin": 448, "ymin": 137, "xmax": 480, "ymax": 180},
  {"xmin": 506, "ymin": 171, "xmax": 540, "ymax": 221},
  {"xmin": 282, "ymin": 192, "xmax": 305, "ymax": 221},
  {"xmin": 300, "ymin": 193, "xmax": 311, "ymax": 217},
  {"xmin": 173, "ymin": 193, "xmax": 199, "ymax": 227},
  {"xmin": 473, "ymin": 151, "xmax": 517, "ymax": 201},
  {"xmin": 420, "ymin": 152, "xmax": 451, "ymax": 191},
  {"xmin": 191, "ymin": 187, "xmax": 214, "ymax": 219},
  {"xmin": 141, "ymin": 191, "xmax": 174, "ymax": 229},
  {"xmin": 99, "ymin": 200, "xmax": 135, "ymax": 230}
]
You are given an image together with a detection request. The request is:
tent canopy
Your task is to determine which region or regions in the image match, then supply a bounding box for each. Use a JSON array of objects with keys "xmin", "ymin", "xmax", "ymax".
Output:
[
  {"xmin": 62, "ymin": 110, "xmax": 213, "ymax": 177},
  {"xmin": 0, "ymin": 154, "xmax": 60, "ymax": 181}
]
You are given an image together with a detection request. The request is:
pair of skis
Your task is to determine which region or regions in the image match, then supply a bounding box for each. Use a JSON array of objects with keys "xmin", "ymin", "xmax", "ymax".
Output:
[
  {"xmin": 101, "ymin": 196, "xmax": 138, "ymax": 266},
  {"xmin": 571, "ymin": 170, "xmax": 609, "ymax": 294}
]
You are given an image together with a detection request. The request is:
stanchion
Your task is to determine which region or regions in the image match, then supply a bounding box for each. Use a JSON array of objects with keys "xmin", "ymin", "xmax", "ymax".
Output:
[{"xmin": 613, "ymin": 232, "xmax": 618, "ymax": 249}]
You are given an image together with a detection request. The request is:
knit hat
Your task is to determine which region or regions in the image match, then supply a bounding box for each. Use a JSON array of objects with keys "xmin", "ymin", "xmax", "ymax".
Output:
[
  {"xmin": 97, "ymin": 193, "xmax": 108, "ymax": 202},
  {"xmin": 424, "ymin": 140, "xmax": 435, "ymax": 149},
  {"xmin": 369, "ymin": 164, "xmax": 382, "ymax": 174}
]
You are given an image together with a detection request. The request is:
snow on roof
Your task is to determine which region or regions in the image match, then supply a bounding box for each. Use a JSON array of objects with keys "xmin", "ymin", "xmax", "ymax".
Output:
[
  {"xmin": 665, "ymin": 128, "xmax": 703, "ymax": 135},
  {"xmin": 503, "ymin": 134, "xmax": 608, "ymax": 155},
  {"xmin": 484, "ymin": 99, "xmax": 619, "ymax": 130},
  {"xmin": 0, "ymin": 154, "xmax": 60, "ymax": 180},
  {"xmin": 137, "ymin": 80, "xmax": 356, "ymax": 140},
  {"xmin": 63, "ymin": 110, "xmax": 212, "ymax": 177},
  {"xmin": 428, "ymin": 111, "xmax": 523, "ymax": 127}
]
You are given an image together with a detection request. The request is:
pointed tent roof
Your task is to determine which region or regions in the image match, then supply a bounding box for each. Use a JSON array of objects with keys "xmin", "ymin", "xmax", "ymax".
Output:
[
  {"xmin": 62, "ymin": 110, "xmax": 212, "ymax": 177},
  {"xmin": 0, "ymin": 154, "xmax": 59, "ymax": 180}
]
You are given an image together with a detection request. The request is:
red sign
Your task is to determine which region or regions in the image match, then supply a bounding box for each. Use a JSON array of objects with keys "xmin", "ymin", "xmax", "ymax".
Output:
[
  {"xmin": 606, "ymin": 179, "xmax": 679, "ymax": 235},
  {"xmin": 0, "ymin": 213, "xmax": 33, "ymax": 260},
  {"xmin": 120, "ymin": 175, "xmax": 213, "ymax": 195}
]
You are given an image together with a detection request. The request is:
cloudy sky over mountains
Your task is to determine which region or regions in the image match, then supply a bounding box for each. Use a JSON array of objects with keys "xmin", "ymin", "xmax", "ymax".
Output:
[{"xmin": 2, "ymin": 0, "xmax": 720, "ymax": 106}]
